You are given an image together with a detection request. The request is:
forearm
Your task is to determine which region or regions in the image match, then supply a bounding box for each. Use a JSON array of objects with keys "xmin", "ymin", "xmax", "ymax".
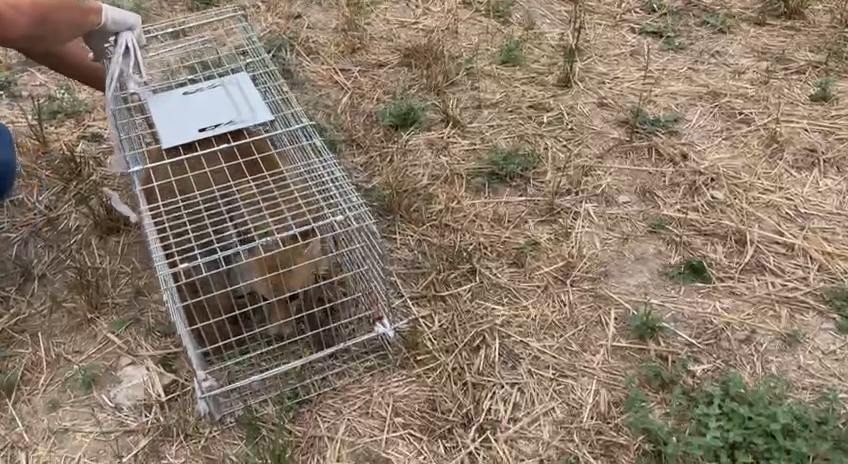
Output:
[
  {"xmin": 0, "ymin": 0, "xmax": 102, "ymax": 52},
  {"xmin": 18, "ymin": 40, "xmax": 106, "ymax": 92}
]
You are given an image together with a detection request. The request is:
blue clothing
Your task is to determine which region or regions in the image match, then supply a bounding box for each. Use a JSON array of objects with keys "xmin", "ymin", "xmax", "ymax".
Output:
[{"xmin": 0, "ymin": 123, "xmax": 16, "ymax": 201}]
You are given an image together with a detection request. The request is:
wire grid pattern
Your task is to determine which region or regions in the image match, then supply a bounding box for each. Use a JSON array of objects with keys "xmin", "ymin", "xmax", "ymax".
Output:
[{"xmin": 106, "ymin": 6, "xmax": 405, "ymax": 419}]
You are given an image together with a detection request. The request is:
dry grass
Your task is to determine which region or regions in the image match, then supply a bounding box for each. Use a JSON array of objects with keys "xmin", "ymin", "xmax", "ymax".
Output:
[{"xmin": 2, "ymin": 0, "xmax": 848, "ymax": 461}]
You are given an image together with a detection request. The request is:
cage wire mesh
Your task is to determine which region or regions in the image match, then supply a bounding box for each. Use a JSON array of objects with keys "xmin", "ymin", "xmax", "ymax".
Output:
[{"xmin": 104, "ymin": 6, "xmax": 413, "ymax": 420}]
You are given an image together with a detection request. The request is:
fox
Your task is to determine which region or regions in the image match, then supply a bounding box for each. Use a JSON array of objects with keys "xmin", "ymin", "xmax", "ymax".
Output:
[{"xmin": 138, "ymin": 128, "xmax": 328, "ymax": 350}]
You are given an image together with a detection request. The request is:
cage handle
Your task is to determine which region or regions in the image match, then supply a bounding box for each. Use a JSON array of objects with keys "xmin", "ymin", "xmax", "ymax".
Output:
[{"xmin": 105, "ymin": 31, "xmax": 150, "ymax": 174}]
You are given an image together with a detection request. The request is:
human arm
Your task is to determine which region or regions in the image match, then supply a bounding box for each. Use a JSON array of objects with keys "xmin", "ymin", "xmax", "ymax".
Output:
[
  {"xmin": 0, "ymin": 1, "xmax": 144, "ymax": 93},
  {"xmin": 17, "ymin": 40, "xmax": 107, "ymax": 92},
  {"xmin": 0, "ymin": 0, "xmax": 103, "ymax": 53}
]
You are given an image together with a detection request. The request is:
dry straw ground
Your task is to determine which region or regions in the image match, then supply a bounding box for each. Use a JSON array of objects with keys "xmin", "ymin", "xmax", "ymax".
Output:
[{"xmin": 1, "ymin": 0, "xmax": 848, "ymax": 461}]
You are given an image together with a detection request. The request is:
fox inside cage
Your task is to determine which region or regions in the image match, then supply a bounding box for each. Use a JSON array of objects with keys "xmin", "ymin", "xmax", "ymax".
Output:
[{"xmin": 104, "ymin": 6, "xmax": 410, "ymax": 420}]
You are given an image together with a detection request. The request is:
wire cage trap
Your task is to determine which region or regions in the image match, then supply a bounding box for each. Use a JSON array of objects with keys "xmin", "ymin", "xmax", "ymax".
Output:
[{"xmin": 105, "ymin": 6, "xmax": 412, "ymax": 420}]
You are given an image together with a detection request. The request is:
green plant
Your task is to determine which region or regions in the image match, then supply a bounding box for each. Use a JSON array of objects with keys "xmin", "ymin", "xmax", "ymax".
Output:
[
  {"xmin": 80, "ymin": 131, "xmax": 106, "ymax": 144},
  {"xmin": 625, "ymin": 371, "xmax": 848, "ymax": 462},
  {"xmin": 0, "ymin": 71, "xmax": 18, "ymax": 96},
  {"xmin": 341, "ymin": 0, "xmax": 374, "ymax": 18},
  {"xmin": 629, "ymin": 305, "xmax": 667, "ymax": 342},
  {"xmin": 148, "ymin": 320, "xmax": 177, "ymax": 337},
  {"xmin": 637, "ymin": 357, "xmax": 689, "ymax": 392},
  {"xmin": 782, "ymin": 328, "xmax": 805, "ymax": 346},
  {"xmin": 478, "ymin": 145, "xmax": 541, "ymax": 185},
  {"xmin": 668, "ymin": 258, "xmax": 713, "ymax": 285},
  {"xmin": 188, "ymin": 0, "xmax": 218, "ymax": 11},
  {"xmin": 159, "ymin": 353, "xmax": 179, "ymax": 374},
  {"xmin": 513, "ymin": 239, "xmax": 541, "ymax": 267},
  {"xmin": 639, "ymin": 20, "xmax": 674, "ymax": 38},
  {"xmin": 824, "ymin": 285, "xmax": 848, "ymax": 333},
  {"xmin": 643, "ymin": 0, "xmax": 670, "ymax": 13},
  {"xmin": 630, "ymin": 105, "xmax": 682, "ymax": 135},
  {"xmin": 314, "ymin": 122, "xmax": 342, "ymax": 154},
  {"xmin": 0, "ymin": 369, "xmax": 20, "ymax": 399},
  {"xmin": 824, "ymin": 286, "xmax": 848, "ymax": 314},
  {"xmin": 638, "ymin": 17, "xmax": 685, "ymax": 50},
  {"xmin": 263, "ymin": 32, "xmax": 303, "ymax": 87},
  {"xmin": 661, "ymin": 36, "xmax": 686, "ymax": 51},
  {"xmin": 241, "ymin": 406, "xmax": 293, "ymax": 463},
  {"xmin": 47, "ymin": 397, "xmax": 61, "ymax": 412},
  {"xmin": 703, "ymin": 12, "xmax": 733, "ymax": 33},
  {"xmin": 38, "ymin": 84, "xmax": 91, "ymax": 123},
  {"xmin": 485, "ymin": 0, "xmax": 514, "ymax": 23},
  {"xmin": 109, "ymin": 318, "xmax": 132, "ymax": 334},
  {"xmin": 378, "ymin": 98, "xmax": 428, "ymax": 134},
  {"xmin": 648, "ymin": 217, "xmax": 670, "ymax": 232},
  {"xmin": 768, "ymin": 0, "xmax": 811, "ymax": 19},
  {"xmin": 810, "ymin": 77, "xmax": 837, "ymax": 103},
  {"xmin": 495, "ymin": 36, "xmax": 525, "ymax": 67},
  {"xmin": 66, "ymin": 364, "xmax": 104, "ymax": 393}
]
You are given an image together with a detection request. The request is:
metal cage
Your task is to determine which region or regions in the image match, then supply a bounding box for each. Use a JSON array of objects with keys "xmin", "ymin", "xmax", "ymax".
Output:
[{"xmin": 105, "ymin": 6, "xmax": 410, "ymax": 420}]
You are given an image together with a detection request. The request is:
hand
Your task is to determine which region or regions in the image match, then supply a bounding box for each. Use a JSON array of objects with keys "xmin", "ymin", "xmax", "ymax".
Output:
[{"xmin": 82, "ymin": 3, "xmax": 146, "ymax": 62}]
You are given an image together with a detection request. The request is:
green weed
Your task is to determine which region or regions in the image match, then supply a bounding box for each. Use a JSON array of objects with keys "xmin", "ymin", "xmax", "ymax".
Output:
[
  {"xmin": 768, "ymin": 0, "xmax": 811, "ymax": 19},
  {"xmin": 495, "ymin": 37, "xmax": 525, "ymax": 67},
  {"xmin": 263, "ymin": 32, "xmax": 303, "ymax": 87},
  {"xmin": 810, "ymin": 77, "xmax": 837, "ymax": 103},
  {"xmin": 639, "ymin": 17, "xmax": 685, "ymax": 51},
  {"xmin": 477, "ymin": 145, "xmax": 541, "ymax": 186},
  {"xmin": 625, "ymin": 371, "xmax": 848, "ymax": 462},
  {"xmin": 65, "ymin": 364, "xmax": 104, "ymax": 393},
  {"xmin": 485, "ymin": 0, "xmax": 514, "ymax": 23},
  {"xmin": 241, "ymin": 405, "xmax": 293, "ymax": 463},
  {"xmin": 109, "ymin": 318, "xmax": 132, "ymax": 334},
  {"xmin": 149, "ymin": 320, "xmax": 176, "ymax": 337},
  {"xmin": 314, "ymin": 122, "xmax": 342, "ymax": 154},
  {"xmin": 639, "ymin": 20, "xmax": 675, "ymax": 38},
  {"xmin": 630, "ymin": 105, "xmax": 682, "ymax": 135},
  {"xmin": 643, "ymin": 0, "xmax": 670, "ymax": 13},
  {"xmin": 46, "ymin": 397, "xmax": 61, "ymax": 412},
  {"xmin": 782, "ymin": 328, "xmax": 805, "ymax": 346},
  {"xmin": 0, "ymin": 369, "xmax": 20, "ymax": 399},
  {"xmin": 703, "ymin": 12, "xmax": 733, "ymax": 33},
  {"xmin": 629, "ymin": 305, "xmax": 667, "ymax": 342},
  {"xmin": 668, "ymin": 258, "xmax": 713, "ymax": 285},
  {"xmin": 512, "ymin": 239, "xmax": 541, "ymax": 267},
  {"xmin": 340, "ymin": 0, "xmax": 374, "ymax": 18},
  {"xmin": 0, "ymin": 71, "xmax": 19, "ymax": 96},
  {"xmin": 637, "ymin": 357, "xmax": 689, "ymax": 392},
  {"xmin": 824, "ymin": 286, "xmax": 848, "ymax": 314},
  {"xmin": 823, "ymin": 286, "xmax": 848, "ymax": 333},
  {"xmin": 80, "ymin": 131, "xmax": 106, "ymax": 144},
  {"xmin": 158, "ymin": 353, "xmax": 179, "ymax": 374},
  {"xmin": 38, "ymin": 84, "xmax": 91, "ymax": 123},
  {"xmin": 188, "ymin": 0, "xmax": 218, "ymax": 11},
  {"xmin": 378, "ymin": 98, "xmax": 428, "ymax": 134},
  {"xmin": 648, "ymin": 217, "xmax": 670, "ymax": 232}
]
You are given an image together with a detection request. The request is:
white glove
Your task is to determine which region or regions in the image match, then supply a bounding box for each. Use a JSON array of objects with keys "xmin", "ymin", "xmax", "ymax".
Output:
[{"xmin": 82, "ymin": 3, "xmax": 146, "ymax": 62}]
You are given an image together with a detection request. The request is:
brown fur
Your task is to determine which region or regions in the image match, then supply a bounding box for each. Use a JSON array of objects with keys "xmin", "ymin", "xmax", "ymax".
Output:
[
  {"xmin": 176, "ymin": 263, "xmax": 265, "ymax": 356},
  {"xmin": 139, "ymin": 128, "xmax": 327, "ymax": 349}
]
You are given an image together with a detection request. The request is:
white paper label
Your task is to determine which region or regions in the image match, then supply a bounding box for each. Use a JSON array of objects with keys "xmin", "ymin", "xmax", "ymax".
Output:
[{"xmin": 145, "ymin": 71, "xmax": 275, "ymax": 149}]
